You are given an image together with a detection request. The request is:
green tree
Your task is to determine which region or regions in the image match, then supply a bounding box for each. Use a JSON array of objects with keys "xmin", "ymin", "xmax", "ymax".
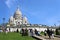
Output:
[{"xmin": 56, "ymin": 29, "xmax": 59, "ymax": 35}]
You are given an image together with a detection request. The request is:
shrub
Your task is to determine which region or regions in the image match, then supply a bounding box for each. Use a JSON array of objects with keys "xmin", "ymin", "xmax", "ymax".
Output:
[
  {"xmin": 56, "ymin": 29, "xmax": 60, "ymax": 35},
  {"xmin": 40, "ymin": 31, "xmax": 44, "ymax": 35}
]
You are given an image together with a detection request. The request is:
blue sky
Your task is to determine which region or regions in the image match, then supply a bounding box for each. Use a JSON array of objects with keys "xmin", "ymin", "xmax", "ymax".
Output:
[{"xmin": 0, "ymin": 0, "xmax": 60, "ymax": 26}]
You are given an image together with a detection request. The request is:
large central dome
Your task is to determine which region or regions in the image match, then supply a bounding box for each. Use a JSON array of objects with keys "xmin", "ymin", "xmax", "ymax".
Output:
[
  {"xmin": 15, "ymin": 8, "xmax": 22, "ymax": 15},
  {"xmin": 14, "ymin": 8, "xmax": 22, "ymax": 19}
]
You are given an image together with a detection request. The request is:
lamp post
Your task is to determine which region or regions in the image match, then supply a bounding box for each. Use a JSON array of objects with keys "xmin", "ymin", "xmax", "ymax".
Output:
[
  {"xmin": 3, "ymin": 18, "xmax": 5, "ymax": 27},
  {"xmin": 2, "ymin": 18, "xmax": 6, "ymax": 32}
]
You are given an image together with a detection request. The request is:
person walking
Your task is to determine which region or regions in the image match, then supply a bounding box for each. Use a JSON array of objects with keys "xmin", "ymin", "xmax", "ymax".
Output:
[
  {"xmin": 16, "ymin": 29, "xmax": 19, "ymax": 33},
  {"xmin": 21, "ymin": 28, "xmax": 25, "ymax": 36},
  {"xmin": 47, "ymin": 29, "xmax": 51, "ymax": 39},
  {"xmin": 44, "ymin": 30, "xmax": 47, "ymax": 36},
  {"xmin": 51, "ymin": 30, "xmax": 54, "ymax": 39}
]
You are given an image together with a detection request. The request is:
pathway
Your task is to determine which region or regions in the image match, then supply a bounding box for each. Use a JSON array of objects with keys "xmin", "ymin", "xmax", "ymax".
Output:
[{"xmin": 42, "ymin": 36, "xmax": 60, "ymax": 40}]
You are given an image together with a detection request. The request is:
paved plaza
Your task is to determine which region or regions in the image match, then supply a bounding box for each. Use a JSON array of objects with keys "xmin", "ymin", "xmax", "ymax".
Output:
[{"xmin": 42, "ymin": 36, "xmax": 60, "ymax": 40}]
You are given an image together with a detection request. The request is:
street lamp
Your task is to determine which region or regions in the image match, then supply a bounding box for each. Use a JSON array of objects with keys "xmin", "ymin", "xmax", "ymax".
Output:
[
  {"xmin": 3, "ymin": 18, "xmax": 5, "ymax": 27},
  {"xmin": 2, "ymin": 18, "xmax": 6, "ymax": 32}
]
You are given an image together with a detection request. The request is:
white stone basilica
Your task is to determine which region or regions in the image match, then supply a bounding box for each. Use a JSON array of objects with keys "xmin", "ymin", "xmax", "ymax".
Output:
[
  {"xmin": 9, "ymin": 7, "xmax": 29, "ymax": 26},
  {"xmin": 6, "ymin": 7, "xmax": 56, "ymax": 32}
]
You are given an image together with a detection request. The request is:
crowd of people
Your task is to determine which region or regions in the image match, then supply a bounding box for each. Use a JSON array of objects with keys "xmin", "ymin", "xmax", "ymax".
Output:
[
  {"xmin": 20, "ymin": 28, "xmax": 28, "ymax": 36},
  {"xmin": 20, "ymin": 28, "xmax": 40, "ymax": 36},
  {"xmin": 20, "ymin": 28, "xmax": 55, "ymax": 39},
  {"xmin": 44, "ymin": 28, "xmax": 55, "ymax": 39},
  {"xmin": 1, "ymin": 27, "xmax": 55, "ymax": 39}
]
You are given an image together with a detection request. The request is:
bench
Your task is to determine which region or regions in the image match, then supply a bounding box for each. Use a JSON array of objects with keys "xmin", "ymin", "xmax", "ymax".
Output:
[{"xmin": 32, "ymin": 35, "xmax": 46, "ymax": 40}]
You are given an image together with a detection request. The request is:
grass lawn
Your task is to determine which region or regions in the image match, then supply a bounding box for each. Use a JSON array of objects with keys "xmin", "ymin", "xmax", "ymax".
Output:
[{"xmin": 0, "ymin": 32, "xmax": 35, "ymax": 40}]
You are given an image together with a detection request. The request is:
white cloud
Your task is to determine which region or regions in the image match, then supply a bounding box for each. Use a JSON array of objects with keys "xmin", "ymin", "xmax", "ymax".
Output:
[
  {"xmin": 5, "ymin": 0, "xmax": 17, "ymax": 8},
  {"xmin": 5, "ymin": 0, "xmax": 11, "ymax": 8}
]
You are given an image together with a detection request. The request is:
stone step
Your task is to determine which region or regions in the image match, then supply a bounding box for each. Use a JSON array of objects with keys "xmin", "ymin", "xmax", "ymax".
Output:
[{"xmin": 33, "ymin": 35, "xmax": 46, "ymax": 40}]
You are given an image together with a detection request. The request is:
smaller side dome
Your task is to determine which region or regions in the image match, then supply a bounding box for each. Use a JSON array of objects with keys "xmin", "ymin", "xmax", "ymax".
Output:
[
  {"xmin": 23, "ymin": 16, "xmax": 29, "ymax": 24},
  {"xmin": 24, "ymin": 16, "xmax": 28, "ymax": 21},
  {"xmin": 10, "ymin": 16, "xmax": 14, "ymax": 21}
]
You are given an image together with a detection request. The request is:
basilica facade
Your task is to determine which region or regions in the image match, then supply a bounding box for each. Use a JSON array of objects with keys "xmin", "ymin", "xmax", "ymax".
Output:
[
  {"xmin": 9, "ymin": 8, "xmax": 29, "ymax": 26},
  {"xmin": 7, "ymin": 7, "xmax": 56, "ymax": 32}
]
